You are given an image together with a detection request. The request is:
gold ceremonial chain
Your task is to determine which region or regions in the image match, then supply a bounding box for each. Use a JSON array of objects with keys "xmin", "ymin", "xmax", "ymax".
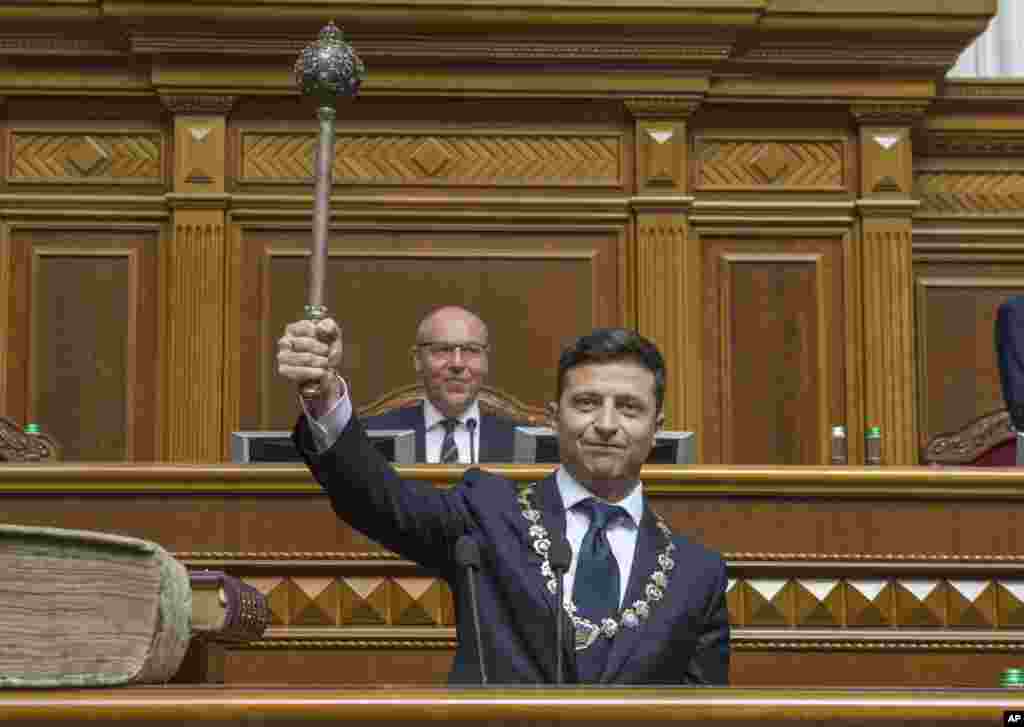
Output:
[{"xmin": 516, "ymin": 482, "xmax": 677, "ymax": 651}]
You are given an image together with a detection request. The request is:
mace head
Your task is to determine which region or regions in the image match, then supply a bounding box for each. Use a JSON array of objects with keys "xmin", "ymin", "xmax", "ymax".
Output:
[{"xmin": 294, "ymin": 22, "xmax": 365, "ymax": 108}]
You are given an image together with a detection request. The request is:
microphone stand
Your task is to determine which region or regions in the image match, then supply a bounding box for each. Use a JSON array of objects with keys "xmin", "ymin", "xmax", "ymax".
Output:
[
  {"xmin": 547, "ymin": 538, "xmax": 572, "ymax": 685},
  {"xmin": 454, "ymin": 535, "xmax": 488, "ymax": 685},
  {"xmin": 467, "ymin": 418, "xmax": 477, "ymax": 464}
]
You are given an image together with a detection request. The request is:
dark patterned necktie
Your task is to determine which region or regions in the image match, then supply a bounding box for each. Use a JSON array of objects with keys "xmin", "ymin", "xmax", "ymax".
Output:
[
  {"xmin": 440, "ymin": 418, "xmax": 460, "ymax": 464},
  {"xmin": 572, "ymin": 497, "xmax": 628, "ymax": 682}
]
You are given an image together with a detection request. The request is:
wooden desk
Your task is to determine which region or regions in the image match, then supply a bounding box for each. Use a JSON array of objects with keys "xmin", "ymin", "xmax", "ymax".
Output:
[
  {"xmin": 0, "ymin": 686, "xmax": 1022, "ymax": 725},
  {"xmin": 3, "ymin": 464, "xmax": 1024, "ymax": 686}
]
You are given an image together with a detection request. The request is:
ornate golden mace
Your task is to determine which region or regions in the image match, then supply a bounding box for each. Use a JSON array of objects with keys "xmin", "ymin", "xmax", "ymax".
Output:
[{"xmin": 294, "ymin": 22, "xmax": 365, "ymax": 398}]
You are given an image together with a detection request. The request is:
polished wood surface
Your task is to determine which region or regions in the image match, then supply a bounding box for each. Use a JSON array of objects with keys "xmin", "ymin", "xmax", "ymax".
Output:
[
  {"xmin": 3, "ymin": 463, "xmax": 1024, "ymax": 686},
  {"xmin": 0, "ymin": 686, "xmax": 1021, "ymax": 724},
  {"xmin": 0, "ymin": 1, "xmax": 1010, "ymax": 465}
]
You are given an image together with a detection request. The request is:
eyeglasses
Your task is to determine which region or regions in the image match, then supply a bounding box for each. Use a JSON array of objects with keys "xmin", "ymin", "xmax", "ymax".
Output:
[{"xmin": 415, "ymin": 342, "xmax": 490, "ymax": 360}]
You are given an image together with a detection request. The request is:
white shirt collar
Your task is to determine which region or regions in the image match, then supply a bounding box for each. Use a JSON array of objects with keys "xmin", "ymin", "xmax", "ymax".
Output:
[
  {"xmin": 555, "ymin": 466, "xmax": 644, "ymax": 528},
  {"xmin": 422, "ymin": 397, "xmax": 482, "ymax": 431}
]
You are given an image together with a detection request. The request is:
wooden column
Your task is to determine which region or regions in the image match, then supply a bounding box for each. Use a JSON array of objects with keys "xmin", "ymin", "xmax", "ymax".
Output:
[
  {"xmin": 852, "ymin": 104, "xmax": 925, "ymax": 466},
  {"xmin": 627, "ymin": 98, "xmax": 701, "ymax": 445},
  {"xmin": 160, "ymin": 95, "xmax": 235, "ymax": 462}
]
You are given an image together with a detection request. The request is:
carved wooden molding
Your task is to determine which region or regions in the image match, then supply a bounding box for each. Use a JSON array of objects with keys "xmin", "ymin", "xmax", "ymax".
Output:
[
  {"xmin": 176, "ymin": 551, "xmax": 1024, "ymax": 565},
  {"xmin": 239, "ymin": 131, "xmax": 622, "ymax": 188},
  {"xmin": 921, "ymin": 133, "xmax": 1024, "ymax": 157},
  {"xmin": 0, "ymin": 417, "xmax": 61, "ymax": 462},
  {"xmin": 357, "ymin": 384, "xmax": 547, "ymax": 426},
  {"xmin": 0, "ymin": 34, "xmax": 126, "ymax": 56},
  {"xmin": 134, "ymin": 33, "xmax": 730, "ymax": 66},
  {"xmin": 941, "ymin": 80, "xmax": 1024, "ymax": 102},
  {"xmin": 695, "ymin": 137, "xmax": 847, "ymax": 192},
  {"xmin": 915, "ymin": 172, "xmax": 1024, "ymax": 216},
  {"xmin": 8, "ymin": 132, "xmax": 164, "ymax": 185},
  {"xmin": 623, "ymin": 96, "xmax": 702, "ymax": 119},
  {"xmin": 160, "ymin": 95, "xmax": 238, "ymax": 115},
  {"xmin": 851, "ymin": 103, "xmax": 930, "ymax": 126},
  {"xmin": 923, "ymin": 409, "xmax": 1014, "ymax": 466}
]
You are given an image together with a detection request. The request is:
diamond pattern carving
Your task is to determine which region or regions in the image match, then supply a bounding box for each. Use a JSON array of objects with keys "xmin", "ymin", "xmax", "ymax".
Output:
[
  {"xmin": 410, "ymin": 138, "xmax": 453, "ymax": 177},
  {"xmin": 750, "ymin": 144, "xmax": 791, "ymax": 183},
  {"xmin": 696, "ymin": 139, "xmax": 844, "ymax": 189},
  {"xmin": 997, "ymin": 582, "xmax": 1024, "ymax": 628},
  {"xmin": 846, "ymin": 580, "xmax": 893, "ymax": 627},
  {"xmin": 742, "ymin": 579, "xmax": 790, "ymax": 626},
  {"xmin": 895, "ymin": 580, "xmax": 945, "ymax": 627},
  {"xmin": 67, "ymin": 137, "xmax": 108, "ymax": 175},
  {"xmin": 794, "ymin": 579, "xmax": 841, "ymax": 627},
  {"xmin": 339, "ymin": 577, "xmax": 389, "ymax": 626},
  {"xmin": 948, "ymin": 580, "xmax": 995, "ymax": 628},
  {"xmin": 241, "ymin": 132, "xmax": 620, "ymax": 187},
  {"xmin": 915, "ymin": 172, "xmax": 1024, "ymax": 214},
  {"xmin": 11, "ymin": 132, "xmax": 162, "ymax": 182},
  {"xmin": 226, "ymin": 572, "xmax": 1024, "ymax": 636}
]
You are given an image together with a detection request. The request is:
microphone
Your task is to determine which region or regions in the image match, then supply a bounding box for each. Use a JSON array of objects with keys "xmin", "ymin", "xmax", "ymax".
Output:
[
  {"xmin": 547, "ymin": 536, "xmax": 572, "ymax": 685},
  {"xmin": 454, "ymin": 534, "xmax": 488, "ymax": 685},
  {"xmin": 466, "ymin": 418, "xmax": 477, "ymax": 464}
]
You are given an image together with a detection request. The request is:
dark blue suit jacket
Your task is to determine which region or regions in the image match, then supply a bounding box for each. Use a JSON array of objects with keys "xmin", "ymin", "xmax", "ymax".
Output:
[
  {"xmin": 293, "ymin": 414, "xmax": 730, "ymax": 685},
  {"xmin": 997, "ymin": 296, "xmax": 1024, "ymax": 429},
  {"xmin": 360, "ymin": 401, "xmax": 518, "ymax": 463}
]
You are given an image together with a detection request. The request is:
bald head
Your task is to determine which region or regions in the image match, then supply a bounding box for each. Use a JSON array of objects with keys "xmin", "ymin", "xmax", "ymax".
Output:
[
  {"xmin": 413, "ymin": 306, "xmax": 491, "ymax": 418},
  {"xmin": 416, "ymin": 306, "xmax": 488, "ymax": 346}
]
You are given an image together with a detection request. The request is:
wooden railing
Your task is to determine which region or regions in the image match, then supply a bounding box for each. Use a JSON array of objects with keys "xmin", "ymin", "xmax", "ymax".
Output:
[{"xmin": 0, "ymin": 687, "xmax": 1022, "ymax": 725}]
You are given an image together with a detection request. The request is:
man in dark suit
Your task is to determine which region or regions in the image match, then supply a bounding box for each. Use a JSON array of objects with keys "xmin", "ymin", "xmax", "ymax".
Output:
[
  {"xmin": 362, "ymin": 306, "xmax": 516, "ymax": 463},
  {"xmin": 997, "ymin": 296, "xmax": 1024, "ymax": 430},
  {"xmin": 277, "ymin": 319, "xmax": 729, "ymax": 684}
]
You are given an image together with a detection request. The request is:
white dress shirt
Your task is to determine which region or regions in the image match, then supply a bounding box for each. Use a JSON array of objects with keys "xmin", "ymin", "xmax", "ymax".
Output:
[
  {"xmin": 421, "ymin": 398, "xmax": 481, "ymax": 464},
  {"xmin": 556, "ymin": 466, "xmax": 643, "ymax": 609},
  {"xmin": 303, "ymin": 382, "xmax": 645, "ymax": 608}
]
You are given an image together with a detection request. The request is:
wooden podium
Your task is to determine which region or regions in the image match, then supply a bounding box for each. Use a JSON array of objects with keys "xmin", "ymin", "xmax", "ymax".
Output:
[{"xmin": 0, "ymin": 686, "xmax": 1021, "ymax": 725}]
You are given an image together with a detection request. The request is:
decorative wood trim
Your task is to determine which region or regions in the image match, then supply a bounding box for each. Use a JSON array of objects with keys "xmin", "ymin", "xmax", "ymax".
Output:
[
  {"xmin": 357, "ymin": 383, "xmax": 546, "ymax": 425},
  {"xmin": 850, "ymin": 103, "xmax": 931, "ymax": 125},
  {"xmin": 163, "ymin": 211, "xmax": 225, "ymax": 462},
  {"xmin": 623, "ymin": 96, "xmax": 702, "ymax": 119},
  {"xmin": 940, "ymin": 80, "xmax": 1024, "ymax": 102},
  {"xmin": 172, "ymin": 551, "xmax": 1024, "ymax": 567},
  {"xmin": 0, "ymin": 416, "xmax": 61, "ymax": 462},
  {"xmin": 635, "ymin": 212, "xmax": 696, "ymax": 434},
  {"xmin": 920, "ymin": 132, "xmax": 1024, "ymax": 157},
  {"xmin": 693, "ymin": 134, "xmax": 848, "ymax": 193},
  {"xmin": 237, "ymin": 129, "xmax": 624, "ymax": 189},
  {"xmin": 859, "ymin": 219, "xmax": 917, "ymax": 465},
  {"xmin": 922, "ymin": 409, "xmax": 1014, "ymax": 466},
  {"xmin": 160, "ymin": 95, "xmax": 238, "ymax": 115}
]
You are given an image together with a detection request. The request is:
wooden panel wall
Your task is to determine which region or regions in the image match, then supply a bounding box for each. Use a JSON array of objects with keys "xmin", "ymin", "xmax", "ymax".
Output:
[{"xmin": 0, "ymin": 3, "xmax": 1009, "ymax": 464}]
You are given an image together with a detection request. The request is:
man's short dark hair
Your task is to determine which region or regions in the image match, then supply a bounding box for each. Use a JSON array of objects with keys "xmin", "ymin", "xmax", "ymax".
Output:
[{"xmin": 556, "ymin": 328, "xmax": 666, "ymax": 414}]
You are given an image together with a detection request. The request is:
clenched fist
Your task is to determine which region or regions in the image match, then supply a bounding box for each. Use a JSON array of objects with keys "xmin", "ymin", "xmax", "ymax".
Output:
[{"xmin": 277, "ymin": 318, "xmax": 344, "ymax": 412}]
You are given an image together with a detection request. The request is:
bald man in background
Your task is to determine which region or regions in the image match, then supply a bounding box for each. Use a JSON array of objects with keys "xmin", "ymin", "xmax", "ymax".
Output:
[{"xmin": 361, "ymin": 306, "xmax": 518, "ymax": 463}]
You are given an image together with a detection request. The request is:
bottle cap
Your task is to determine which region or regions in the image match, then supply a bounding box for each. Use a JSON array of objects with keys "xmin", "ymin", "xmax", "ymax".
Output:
[
  {"xmin": 867, "ymin": 426, "xmax": 882, "ymax": 438},
  {"xmin": 25, "ymin": 423, "xmax": 41, "ymax": 434},
  {"xmin": 831, "ymin": 426, "xmax": 847, "ymax": 437}
]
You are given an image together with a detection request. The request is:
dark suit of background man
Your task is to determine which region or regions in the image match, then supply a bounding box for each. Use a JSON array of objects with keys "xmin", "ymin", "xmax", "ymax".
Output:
[
  {"xmin": 277, "ymin": 319, "xmax": 730, "ymax": 685},
  {"xmin": 997, "ymin": 296, "xmax": 1024, "ymax": 429},
  {"xmin": 361, "ymin": 306, "xmax": 516, "ymax": 463}
]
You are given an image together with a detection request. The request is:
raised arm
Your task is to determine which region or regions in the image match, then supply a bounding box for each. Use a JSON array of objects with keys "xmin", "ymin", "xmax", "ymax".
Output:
[{"xmin": 277, "ymin": 317, "xmax": 469, "ymax": 576}]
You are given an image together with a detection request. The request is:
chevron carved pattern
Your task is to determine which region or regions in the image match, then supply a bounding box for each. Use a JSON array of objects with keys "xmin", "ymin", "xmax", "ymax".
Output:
[
  {"xmin": 241, "ymin": 132, "xmax": 620, "ymax": 187},
  {"xmin": 232, "ymin": 570, "xmax": 1024, "ymax": 633},
  {"xmin": 10, "ymin": 133, "xmax": 162, "ymax": 182},
  {"xmin": 696, "ymin": 139, "xmax": 844, "ymax": 190},
  {"xmin": 243, "ymin": 575, "xmax": 455, "ymax": 628},
  {"xmin": 915, "ymin": 172, "xmax": 1024, "ymax": 214}
]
